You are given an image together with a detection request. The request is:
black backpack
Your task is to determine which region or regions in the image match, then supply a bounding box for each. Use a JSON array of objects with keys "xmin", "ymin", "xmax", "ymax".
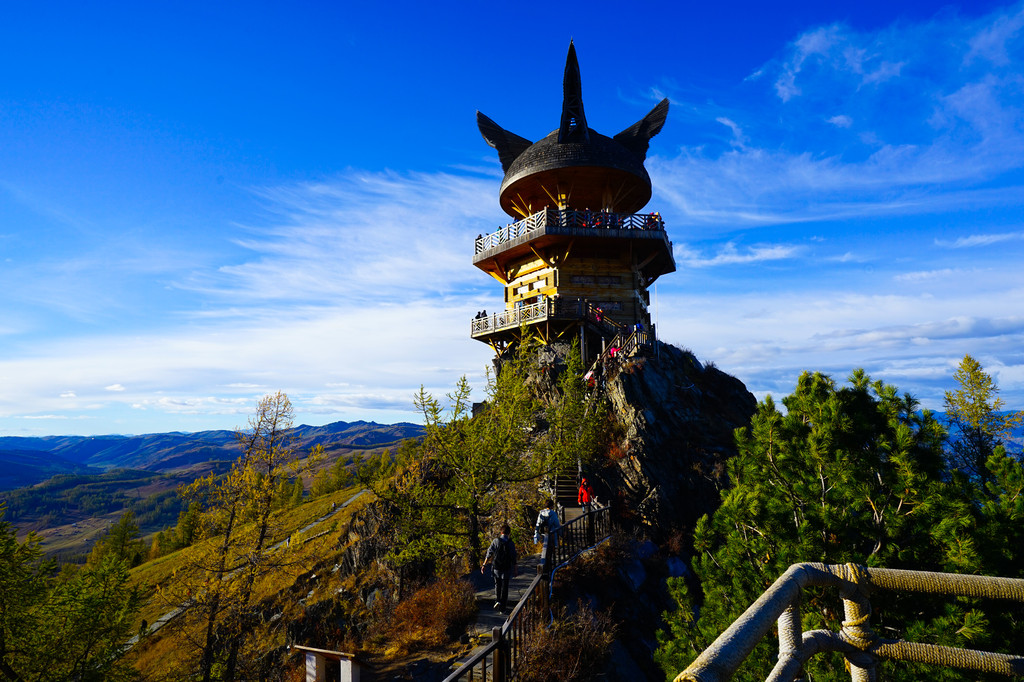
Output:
[{"xmin": 494, "ymin": 536, "xmax": 512, "ymax": 570}]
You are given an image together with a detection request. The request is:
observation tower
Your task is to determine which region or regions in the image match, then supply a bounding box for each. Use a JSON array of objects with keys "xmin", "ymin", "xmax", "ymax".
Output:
[{"xmin": 471, "ymin": 42, "xmax": 675, "ymax": 363}]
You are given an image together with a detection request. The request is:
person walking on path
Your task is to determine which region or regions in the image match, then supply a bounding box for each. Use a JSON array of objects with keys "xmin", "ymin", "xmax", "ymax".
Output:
[
  {"xmin": 534, "ymin": 499, "xmax": 561, "ymax": 572},
  {"xmin": 481, "ymin": 523, "xmax": 517, "ymax": 612}
]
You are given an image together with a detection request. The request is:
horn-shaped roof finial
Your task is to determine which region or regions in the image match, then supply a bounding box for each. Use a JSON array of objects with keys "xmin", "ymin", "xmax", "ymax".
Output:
[
  {"xmin": 559, "ymin": 40, "xmax": 589, "ymax": 144},
  {"xmin": 476, "ymin": 42, "xmax": 670, "ymax": 217}
]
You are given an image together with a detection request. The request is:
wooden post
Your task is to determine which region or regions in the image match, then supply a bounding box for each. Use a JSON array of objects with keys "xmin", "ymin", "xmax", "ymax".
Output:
[
  {"xmin": 539, "ymin": 564, "xmax": 550, "ymax": 619},
  {"xmin": 492, "ymin": 625, "xmax": 506, "ymax": 682},
  {"xmin": 304, "ymin": 652, "xmax": 326, "ymax": 682}
]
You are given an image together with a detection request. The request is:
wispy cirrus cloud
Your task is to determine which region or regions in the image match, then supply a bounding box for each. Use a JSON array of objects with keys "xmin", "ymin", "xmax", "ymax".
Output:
[
  {"xmin": 651, "ymin": 4, "xmax": 1024, "ymax": 227},
  {"xmin": 184, "ymin": 171, "xmax": 503, "ymax": 309},
  {"xmin": 1, "ymin": 169, "xmax": 505, "ymax": 433},
  {"xmin": 674, "ymin": 241, "xmax": 803, "ymax": 266},
  {"xmin": 893, "ymin": 268, "xmax": 961, "ymax": 282},
  {"xmin": 935, "ymin": 230, "xmax": 1024, "ymax": 247}
]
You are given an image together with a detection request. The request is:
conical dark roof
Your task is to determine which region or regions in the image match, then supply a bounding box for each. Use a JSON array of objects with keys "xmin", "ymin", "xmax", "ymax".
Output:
[{"xmin": 477, "ymin": 42, "xmax": 668, "ymax": 217}]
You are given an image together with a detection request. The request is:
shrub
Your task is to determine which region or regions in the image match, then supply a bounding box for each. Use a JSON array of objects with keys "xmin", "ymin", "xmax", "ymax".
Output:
[
  {"xmin": 517, "ymin": 602, "xmax": 616, "ymax": 682},
  {"xmin": 375, "ymin": 576, "xmax": 477, "ymax": 653}
]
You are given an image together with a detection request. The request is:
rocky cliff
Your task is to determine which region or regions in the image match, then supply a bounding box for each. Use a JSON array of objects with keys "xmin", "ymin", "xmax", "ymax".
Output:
[
  {"xmin": 525, "ymin": 340, "xmax": 757, "ymax": 681},
  {"xmin": 530, "ymin": 340, "xmax": 757, "ymax": 537}
]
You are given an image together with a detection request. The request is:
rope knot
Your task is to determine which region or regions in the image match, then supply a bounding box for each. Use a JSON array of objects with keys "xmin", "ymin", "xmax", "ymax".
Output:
[{"xmin": 842, "ymin": 612, "xmax": 875, "ymax": 650}]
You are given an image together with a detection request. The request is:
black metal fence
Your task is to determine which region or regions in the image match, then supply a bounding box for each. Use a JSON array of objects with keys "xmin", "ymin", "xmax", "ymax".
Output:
[
  {"xmin": 548, "ymin": 504, "xmax": 611, "ymax": 574},
  {"xmin": 443, "ymin": 504, "xmax": 612, "ymax": 682}
]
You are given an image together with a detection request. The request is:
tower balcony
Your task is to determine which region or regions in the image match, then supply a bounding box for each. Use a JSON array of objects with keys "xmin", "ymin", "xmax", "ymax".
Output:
[
  {"xmin": 473, "ymin": 207, "xmax": 671, "ymax": 262},
  {"xmin": 470, "ymin": 295, "xmax": 657, "ymax": 363},
  {"xmin": 471, "ymin": 296, "xmax": 635, "ymax": 339}
]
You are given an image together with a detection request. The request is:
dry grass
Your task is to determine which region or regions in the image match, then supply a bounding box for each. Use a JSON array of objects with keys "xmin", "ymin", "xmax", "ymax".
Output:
[
  {"xmin": 369, "ymin": 575, "xmax": 477, "ymax": 655},
  {"xmin": 517, "ymin": 602, "xmax": 616, "ymax": 682},
  {"xmin": 129, "ymin": 486, "xmax": 373, "ymax": 677}
]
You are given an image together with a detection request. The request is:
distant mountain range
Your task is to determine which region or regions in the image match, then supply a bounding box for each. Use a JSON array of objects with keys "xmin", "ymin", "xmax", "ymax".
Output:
[{"xmin": 0, "ymin": 420, "xmax": 424, "ymax": 491}]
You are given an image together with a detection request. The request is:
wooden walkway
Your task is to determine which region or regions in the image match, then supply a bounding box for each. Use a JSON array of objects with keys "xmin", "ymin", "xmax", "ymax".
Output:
[{"xmin": 448, "ymin": 506, "xmax": 586, "ymax": 675}]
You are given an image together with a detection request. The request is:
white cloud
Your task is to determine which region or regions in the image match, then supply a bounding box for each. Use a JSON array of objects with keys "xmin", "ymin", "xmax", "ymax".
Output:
[
  {"xmin": 935, "ymin": 231, "xmax": 1024, "ymax": 248},
  {"xmin": 967, "ymin": 5, "xmax": 1024, "ymax": 66},
  {"xmin": 21, "ymin": 414, "xmax": 90, "ymax": 420},
  {"xmin": 183, "ymin": 171, "xmax": 502, "ymax": 308},
  {"xmin": 0, "ymin": 169, "xmax": 509, "ymax": 433},
  {"xmin": 656, "ymin": 286, "xmax": 1024, "ymax": 411},
  {"xmin": 674, "ymin": 241, "xmax": 803, "ymax": 267},
  {"xmin": 716, "ymin": 117, "xmax": 747, "ymax": 148},
  {"xmin": 893, "ymin": 268, "xmax": 959, "ymax": 282},
  {"xmin": 774, "ymin": 25, "xmax": 843, "ymax": 101},
  {"xmin": 652, "ymin": 5, "xmax": 1024, "ymax": 227}
]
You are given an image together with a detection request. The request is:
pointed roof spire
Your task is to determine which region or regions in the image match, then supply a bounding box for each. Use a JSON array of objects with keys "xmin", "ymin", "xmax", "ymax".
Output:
[
  {"xmin": 558, "ymin": 40, "xmax": 589, "ymax": 144},
  {"xmin": 476, "ymin": 42, "xmax": 670, "ymax": 216}
]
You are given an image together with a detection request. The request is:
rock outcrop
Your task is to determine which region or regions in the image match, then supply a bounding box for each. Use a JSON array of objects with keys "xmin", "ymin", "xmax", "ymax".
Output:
[
  {"xmin": 528, "ymin": 340, "xmax": 757, "ymax": 536},
  {"xmin": 602, "ymin": 342, "xmax": 756, "ymax": 534}
]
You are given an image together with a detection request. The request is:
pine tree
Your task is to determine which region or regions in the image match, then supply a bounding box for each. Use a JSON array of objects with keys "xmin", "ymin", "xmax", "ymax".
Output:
[
  {"xmin": 656, "ymin": 370, "xmax": 1024, "ymax": 681},
  {"xmin": 0, "ymin": 505, "xmax": 141, "ymax": 681},
  {"xmin": 547, "ymin": 339, "xmax": 608, "ymax": 475},
  {"xmin": 367, "ymin": 344, "xmax": 544, "ymax": 569},
  {"xmin": 290, "ymin": 477, "xmax": 305, "ymax": 507},
  {"xmin": 331, "ymin": 457, "xmax": 352, "ymax": 490},
  {"xmin": 944, "ymin": 353, "xmax": 1023, "ymax": 480}
]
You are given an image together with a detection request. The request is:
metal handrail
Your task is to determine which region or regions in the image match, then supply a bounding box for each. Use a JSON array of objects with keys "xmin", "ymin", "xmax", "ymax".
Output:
[
  {"xmin": 549, "ymin": 504, "xmax": 611, "ymax": 573},
  {"xmin": 471, "ymin": 299, "xmax": 550, "ymax": 337},
  {"xmin": 444, "ymin": 505, "xmax": 612, "ymax": 682},
  {"xmin": 443, "ymin": 573, "xmax": 546, "ymax": 682},
  {"xmin": 676, "ymin": 562, "xmax": 1024, "ymax": 682},
  {"xmin": 470, "ymin": 297, "xmax": 638, "ymax": 339},
  {"xmin": 584, "ymin": 329, "xmax": 653, "ymax": 381},
  {"xmin": 444, "ymin": 634, "xmax": 501, "ymax": 682},
  {"xmin": 474, "ymin": 208, "xmax": 666, "ymax": 255}
]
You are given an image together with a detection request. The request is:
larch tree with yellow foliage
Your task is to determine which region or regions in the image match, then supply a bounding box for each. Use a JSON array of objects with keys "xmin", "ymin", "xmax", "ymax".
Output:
[{"xmin": 159, "ymin": 391, "xmax": 320, "ymax": 682}]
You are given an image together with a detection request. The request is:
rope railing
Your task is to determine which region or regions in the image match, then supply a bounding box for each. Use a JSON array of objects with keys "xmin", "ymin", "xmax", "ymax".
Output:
[
  {"xmin": 676, "ymin": 562, "xmax": 1024, "ymax": 682},
  {"xmin": 474, "ymin": 208, "xmax": 666, "ymax": 255},
  {"xmin": 444, "ymin": 504, "xmax": 612, "ymax": 682}
]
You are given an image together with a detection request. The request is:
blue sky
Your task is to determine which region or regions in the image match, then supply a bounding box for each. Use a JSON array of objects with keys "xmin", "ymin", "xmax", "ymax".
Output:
[{"xmin": 2, "ymin": 0, "xmax": 1023, "ymax": 436}]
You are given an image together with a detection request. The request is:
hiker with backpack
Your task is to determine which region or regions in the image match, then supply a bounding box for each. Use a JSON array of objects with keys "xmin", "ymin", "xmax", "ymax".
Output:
[
  {"xmin": 481, "ymin": 523, "xmax": 517, "ymax": 612},
  {"xmin": 533, "ymin": 498, "xmax": 561, "ymax": 571}
]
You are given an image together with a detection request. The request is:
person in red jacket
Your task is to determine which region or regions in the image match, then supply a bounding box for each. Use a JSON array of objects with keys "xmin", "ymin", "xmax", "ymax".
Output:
[
  {"xmin": 578, "ymin": 476, "xmax": 597, "ymax": 545},
  {"xmin": 578, "ymin": 476, "xmax": 595, "ymax": 514}
]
